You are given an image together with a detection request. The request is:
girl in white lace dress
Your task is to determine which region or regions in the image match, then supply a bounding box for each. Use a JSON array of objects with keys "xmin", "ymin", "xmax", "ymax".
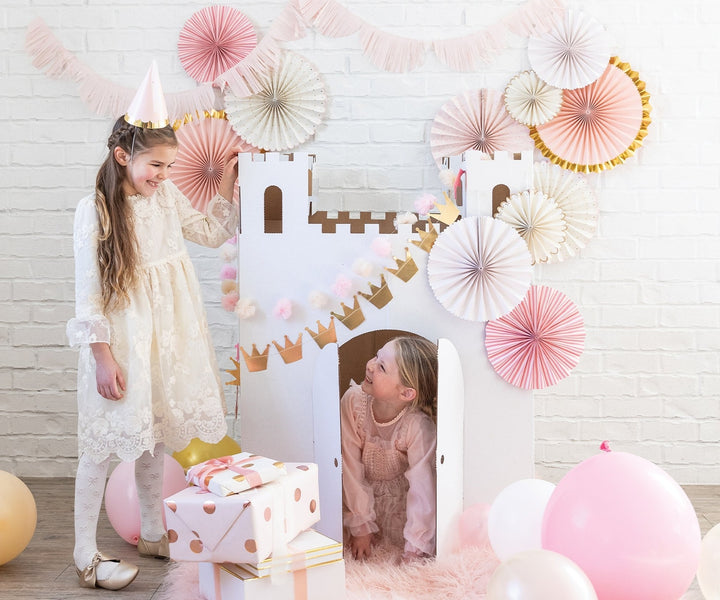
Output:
[
  {"xmin": 67, "ymin": 116, "xmax": 240, "ymax": 590},
  {"xmin": 341, "ymin": 336, "xmax": 438, "ymax": 561}
]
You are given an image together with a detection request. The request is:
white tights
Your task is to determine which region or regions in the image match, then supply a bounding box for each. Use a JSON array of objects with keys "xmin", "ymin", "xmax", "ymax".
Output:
[{"xmin": 74, "ymin": 444, "xmax": 167, "ymax": 574}]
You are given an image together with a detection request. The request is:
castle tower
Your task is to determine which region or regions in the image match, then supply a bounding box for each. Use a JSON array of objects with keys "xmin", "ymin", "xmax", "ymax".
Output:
[{"xmin": 463, "ymin": 150, "xmax": 534, "ymax": 216}]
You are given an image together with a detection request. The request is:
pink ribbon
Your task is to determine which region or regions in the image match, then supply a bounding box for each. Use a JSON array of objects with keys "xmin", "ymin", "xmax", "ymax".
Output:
[{"xmin": 187, "ymin": 455, "xmax": 263, "ymax": 492}]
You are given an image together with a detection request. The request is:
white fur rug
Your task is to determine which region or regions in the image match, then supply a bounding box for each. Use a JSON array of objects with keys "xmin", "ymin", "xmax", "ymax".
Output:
[{"xmin": 156, "ymin": 543, "xmax": 499, "ymax": 600}]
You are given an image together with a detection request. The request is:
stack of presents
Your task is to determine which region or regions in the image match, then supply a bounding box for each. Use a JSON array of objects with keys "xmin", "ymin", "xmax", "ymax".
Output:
[{"xmin": 163, "ymin": 452, "xmax": 346, "ymax": 599}]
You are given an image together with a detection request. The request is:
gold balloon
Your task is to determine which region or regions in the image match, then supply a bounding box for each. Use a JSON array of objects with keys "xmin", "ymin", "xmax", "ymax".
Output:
[
  {"xmin": 172, "ymin": 436, "xmax": 241, "ymax": 470},
  {"xmin": 0, "ymin": 471, "xmax": 37, "ymax": 565}
]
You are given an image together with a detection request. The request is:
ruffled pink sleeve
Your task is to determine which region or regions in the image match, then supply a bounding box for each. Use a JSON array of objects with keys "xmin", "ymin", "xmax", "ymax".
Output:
[
  {"xmin": 402, "ymin": 412, "xmax": 437, "ymax": 555},
  {"xmin": 340, "ymin": 385, "xmax": 380, "ymax": 538}
]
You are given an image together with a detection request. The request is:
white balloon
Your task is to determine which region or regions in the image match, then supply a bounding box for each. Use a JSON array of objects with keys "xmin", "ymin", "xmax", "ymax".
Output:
[
  {"xmin": 698, "ymin": 523, "xmax": 720, "ymax": 600},
  {"xmin": 487, "ymin": 549, "xmax": 598, "ymax": 600},
  {"xmin": 488, "ymin": 478, "xmax": 555, "ymax": 560}
]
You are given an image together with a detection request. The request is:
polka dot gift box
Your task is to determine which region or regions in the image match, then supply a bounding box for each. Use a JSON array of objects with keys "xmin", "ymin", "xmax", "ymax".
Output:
[{"xmin": 164, "ymin": 463, "xmax": 320, "ymax": 563}]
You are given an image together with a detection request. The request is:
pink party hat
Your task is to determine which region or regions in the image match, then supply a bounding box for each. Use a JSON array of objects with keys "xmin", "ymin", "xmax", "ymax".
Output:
[{"xmin": 124, "ymin": 60, "xmax": 170, "ymax": 129}]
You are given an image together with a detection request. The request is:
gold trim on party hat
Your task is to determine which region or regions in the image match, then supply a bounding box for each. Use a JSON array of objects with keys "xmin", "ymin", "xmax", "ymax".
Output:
[{"xmin": 124, "ymin": 60, "xmax": 170, "ymax": 129}]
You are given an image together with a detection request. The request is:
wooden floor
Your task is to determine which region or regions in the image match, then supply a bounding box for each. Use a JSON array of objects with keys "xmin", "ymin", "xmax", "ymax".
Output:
[{"xmin": 0, "ymin": 479, "xmax": 718, "ymax": 599}]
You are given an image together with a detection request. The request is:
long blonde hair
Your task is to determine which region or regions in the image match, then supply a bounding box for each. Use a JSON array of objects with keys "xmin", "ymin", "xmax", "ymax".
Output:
[
  {"xmin": 392, "ymin": 336, "xmax": 438, "ymax": 420},
  {"xmin": 95, "ymin": 117, "xmax": 177, "ymax": 311}
]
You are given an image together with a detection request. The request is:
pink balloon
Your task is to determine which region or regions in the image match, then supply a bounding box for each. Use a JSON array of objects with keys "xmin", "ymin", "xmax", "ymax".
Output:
[
  {"xmin": 457, "ymin": 503, "xmax": 492, "ymax": 551},
  {"xmin": 541, "ymin": 450, "xmax": 701, "ymax": 600},
  {"xmin": 104, "ymin": 454, "xmax": 187, "ymax": 545}
]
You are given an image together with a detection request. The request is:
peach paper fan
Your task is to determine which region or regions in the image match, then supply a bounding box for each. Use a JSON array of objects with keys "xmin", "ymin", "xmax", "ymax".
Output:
[
  {"xmin": 504, "ymin": 70, "xmax": 563, "ymax": 126},
  {"xmin": 179, "ymin": 6, "xmax": 257, "ymax": 84},
  {"xmin": 224, "ymin": 50, "xmax": 327, "ymax": 152},
  {"xmin": 485, "ymin": 285, "xmax": 585, "ymax": 389},
  {"xmin": 431, "ymin": 89, "xmax": 533, "ymax": 166},
  {"xmin": 495, "ymin": 190, "xmax": 566, "ymax": 265},
  {"xmin": 529, "ymin": 57, "xmax": 652, "ymax": 173},
  {"xmin": 173, "ymin": 116, "xmax": 255, "ymax": 212},
  {"xmin": 528, "ymin": 9, "xmax": 611, "ymax": 90},
  {"xmin": 533, "ymin": 162, "xmax": 598, "ymax": 261},
  {"xmin": 427, "ymin": 216, "xmax": 532, "ymax": 322}
]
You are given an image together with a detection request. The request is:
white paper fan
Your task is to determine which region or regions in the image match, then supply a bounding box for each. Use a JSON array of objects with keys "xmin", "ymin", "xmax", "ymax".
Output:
[
  {"xmin": 504, "ymin": 70, "xmax": 563, "ymax": 126},
  {"xmin": 430, "ymin": 88, "xmax": 533, "ymax": 165},
  {"xmin": 427, "ymin": 216, "xmax": 533, "ymax": 322},
  {"xmin": 224, "ymin": 50, "xmax": 327, "ymax": 152},
  {"xmin": 533, "ymin": 161, "xmax": 598, "ymax": 261},
  {"xmin": 528, "ymin": 10, "xmax": 611, "ymax": 90},
  {"xmin": 495, "ymin": 190, "xmax": 566, "ymax": 265}
]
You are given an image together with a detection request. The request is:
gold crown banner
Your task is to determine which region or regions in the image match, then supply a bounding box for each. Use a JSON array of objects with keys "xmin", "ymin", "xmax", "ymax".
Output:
[
  {"xmin": 386, "ymin": 247, "xmax": 418, "ymax": 282},
  {"xmin": 225, "ymin": 356, "xmax": 242, "ymax": 386},
  {"xmin": 358, "ymin": 273, "xmax": 393, "ymax": 309},
  {"xmin": 431, "ymin": 191, "xmax": 461, "ymax": 225},
  {"xmin": 305, "ymin": 317, "xmax": 337, "ymax": 349},
  {"xmin": 331, "ymin": 295, "xmax": 366, "ymax": 330},
  {"xmin": 240, "ymin": 343, "xmax": 271, "ymax": 372},
  {"xmin": 272, "ymin": 334, "xmax": 304, "ymax": 364},
  {"xmin": 411, "ymin": 219, "xmax": 439, "ymax": 253}
]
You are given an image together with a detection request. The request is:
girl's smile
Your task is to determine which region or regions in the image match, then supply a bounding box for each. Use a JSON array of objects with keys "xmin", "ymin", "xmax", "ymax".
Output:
[{"xmin": 115, "ymin": 143, "xmax": 178, "ymax": 198}]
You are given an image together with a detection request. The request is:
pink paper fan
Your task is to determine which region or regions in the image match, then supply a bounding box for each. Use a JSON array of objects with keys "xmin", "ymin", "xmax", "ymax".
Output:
[
  {"xmin": 531, "ymin": 58, "xmax": 648, "ymax": 172},
  {"xmin": 430, "ymin": 89, "xmax": 533, "ymax": 166},
  {"xmin": 485, "ymin": 285, "xmax": 585, "ymax": 390},
  {"xmin": 173, "ymin": 117, "xmax": 255, "ymax": 213},
  {"xmin": 179, "ymin": 6, "xmax": 257, "ymax": 84}
]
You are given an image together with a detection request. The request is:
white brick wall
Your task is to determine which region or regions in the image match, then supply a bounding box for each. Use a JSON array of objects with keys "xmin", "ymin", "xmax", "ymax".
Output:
[{"xmin": 1, "ymin": 0, "xmax": 718, "ymax": 482}]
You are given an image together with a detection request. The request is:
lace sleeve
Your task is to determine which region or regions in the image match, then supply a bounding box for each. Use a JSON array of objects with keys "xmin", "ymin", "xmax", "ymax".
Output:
[
  {"xmin": 402, "ymin": 412, "xmax": 437, "ymax": 555},
  {"xmin": 340, "ymin": 385, "xmax": 380, "ymax": 537},
  {"xmin": 169, "ymin": 180, "xmax": 238, "ymax": 248},
  {"xmin": 67, "ymin": 195, "xmax": 110, "ymax": 348}
]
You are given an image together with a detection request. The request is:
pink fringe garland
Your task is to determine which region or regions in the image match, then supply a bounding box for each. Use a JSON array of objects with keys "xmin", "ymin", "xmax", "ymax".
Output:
[
  {"xmin": 25, "ymin": 0, "xmax": 568, "ymax": 117},
  {"xmin": 25, "ymin": 17, "xmax": 217, "ymax": 120}
]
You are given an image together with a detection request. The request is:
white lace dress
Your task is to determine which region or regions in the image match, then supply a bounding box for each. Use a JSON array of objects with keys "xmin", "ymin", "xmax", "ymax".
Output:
[{"xmin": 67, "ymin": 180, "xmax": 237, "ymax": 464}]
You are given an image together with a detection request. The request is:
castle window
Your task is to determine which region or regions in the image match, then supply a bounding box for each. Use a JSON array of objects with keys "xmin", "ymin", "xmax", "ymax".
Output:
[
  {"xmin": 264, "ymin": 185, "xmax": 283, "ymax": 233},
  {"xmin": 492, "ymin": 184, "xmax": 510, "ymax": 217}
]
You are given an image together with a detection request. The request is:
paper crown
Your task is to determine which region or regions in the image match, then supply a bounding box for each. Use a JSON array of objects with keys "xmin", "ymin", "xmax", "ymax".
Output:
[
  {"xmin": 224, "ymin": 356, "xmax": 241, "ymax": 386},
  {"xmin": 272, "ymin": 334, "xmax": 303, "ymax": 364},
  {"xmin": 411, "ymin": 219, "xmax": 439, "ymax": 253},
  {"xmin": 358, "ymin": 273, "xmax": 393, "ymax": 309},
  {"xmin": 386, "ymin": 247, "xmax": 419, "ymax": 282},
  {"xmin": 124, "ymin": 60, "xmax": 170, "ymax": 129},
  {"xmin": 305, "ymin": 317, "xmax": 337, "ymax": 349},
  {"xmin": 240, "ymin": 344, "xmax": 270, "ymax": 372},
  {"xmin": 431, "ymin": 192, "xmax": 461, "ymax": 225},
  {"xmin": 331, "ymin": 296, "xmax": 366, "ymax": 330}
]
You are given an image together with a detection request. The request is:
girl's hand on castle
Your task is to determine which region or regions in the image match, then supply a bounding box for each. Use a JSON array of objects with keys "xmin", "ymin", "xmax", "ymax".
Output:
[
  {"xmin": 91, "ymin": 343, "xmax": 126, "ymax": 400},
  {"xmin": 348, "ymin": 533, "xmax": 373, "ymax": 560},
  {"xmin": 218, "ymin": 147, "xmax": 243, "ymax": 203}
]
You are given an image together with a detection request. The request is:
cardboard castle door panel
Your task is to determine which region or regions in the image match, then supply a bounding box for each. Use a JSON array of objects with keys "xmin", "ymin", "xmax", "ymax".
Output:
[{"xmin": 312, "ymin": 334, "xmax": 465, "ymax": 553}]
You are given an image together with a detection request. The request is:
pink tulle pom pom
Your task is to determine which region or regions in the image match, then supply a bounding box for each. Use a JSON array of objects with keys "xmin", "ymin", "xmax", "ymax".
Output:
[
  {"xmin": 220, "ymin": 264, "xmax": 237, "ymax": 280},
  {"xmin": 273, "ymin": 298, "xmax": 292, "ymax": 320},
  {"xmin": 226, "ymin": 234, "xmax": 237, "ymax": 245},
  {"xmin": 414, "ymin": 193, "xmax": 437, "ymax": 216},
  {"xmin": 353, "ymin": 259, "xmax": 373, "ymax": 278},
  {"xmin": 308, "ymin": 290, "xmax": 329, "ymax": 309},
  {"xmin": 438, "ymin": 169, "xmax": 456, "ymax": 188},
  {"xmin": 371, "ymin": 237, "xmax": 392, "ymax": 257},
  {"xmin": 220, "ymin": 244, "xmax": 237, "ymax": 262},
  {"xmin": 235, "ymin": 298, "xmax": 256, "ymax": 320},
  {"xmin": 332, "ymin": 275, "xmax": 353, "ymax": 298},
  {"xmin": 221, "ymin": 291, "xmax": 239, "ymax": 312}
]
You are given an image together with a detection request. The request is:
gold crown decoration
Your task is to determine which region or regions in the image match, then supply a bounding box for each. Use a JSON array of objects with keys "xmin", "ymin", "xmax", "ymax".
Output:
[
  {"xmin": 331, "ymin": 295, "xmax": 366, "ymax": 330},
  {"xmin": 386, "ymin": 247, "xmax": 419, "ymax": 283},
  {"xmin": 272, "ymin": 334, "xmax": 304, "ymax": 364},
  {"xmin": 411, "ymin": 218, "xmax": 439, "ymax": 253},
  {"xmin": 224, "ymin": 356, "xmax": 241, "ymax": 386},
  {"xmin": 358, "ymin": 273, "xmax": 393, "ymax": 309},
  {"xmin": 305, "ymin": 317, "xmax": 337, "ymax": 349},
  {"xmin": 240, "ymin": 343, "xmax": 271, "ymax": 373},
  {"xmin": 430, "ymin": 191, "xmax": 461, "ymax": 225}
]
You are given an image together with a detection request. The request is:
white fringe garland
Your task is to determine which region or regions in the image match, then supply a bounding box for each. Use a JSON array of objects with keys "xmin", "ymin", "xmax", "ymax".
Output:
[{"xmin": 25, "ymin": 0, "xmax": 567, "ymax": 119}]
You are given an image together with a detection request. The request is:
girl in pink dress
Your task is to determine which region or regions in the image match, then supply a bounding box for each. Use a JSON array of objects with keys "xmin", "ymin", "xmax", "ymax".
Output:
[{"xmin": 341, "ymin": 336, "xmax": 438, "ymax": 561}]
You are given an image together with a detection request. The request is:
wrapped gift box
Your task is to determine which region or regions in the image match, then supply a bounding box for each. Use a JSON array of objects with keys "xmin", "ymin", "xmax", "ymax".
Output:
[
  {"xmin": 186, "ymin": 452, "xmax": 287, "ymax": 497},
  {"xmin": 165, "ymin": 463, "xmax": 320, "ymax": 563},
  {"xmin": 198, "ymin": 530, "xmax": 345, "ymax": 600}
]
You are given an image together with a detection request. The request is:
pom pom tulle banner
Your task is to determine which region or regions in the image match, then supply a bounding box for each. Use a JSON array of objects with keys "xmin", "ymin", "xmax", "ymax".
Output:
[{"xmin": 485, "ymin": 285, "xmax": 585, "ymax": 389}]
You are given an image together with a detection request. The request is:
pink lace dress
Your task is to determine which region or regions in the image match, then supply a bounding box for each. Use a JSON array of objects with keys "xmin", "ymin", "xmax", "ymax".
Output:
[{"xmin": 340, "ymin": 384, "xmax": 436, "ymax": 555}]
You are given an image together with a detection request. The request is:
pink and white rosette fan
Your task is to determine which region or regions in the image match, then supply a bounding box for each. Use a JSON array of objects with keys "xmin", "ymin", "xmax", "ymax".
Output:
[
  {"xmin": 178, "ymin": 6, "xmax": 258, "ymax": 84},
  {"xmin": 528, "ymin": 9, "xmax": 611, "ymax": 90},
  {"xmin": 430, "ymin": 89, "xmax": 533, "ymax": 166},
  {"xmin": 173, "ymin": 117, "xmax": 255, "ymax": 213},
  {"xmin": 485, "ymin": 285, "xmax": 585, "ymax": 390},
  {"xmin": 504, "ymin": 70, "xmax": 563, "ymax": 127},
  {"xmin": 427, "ymin": 216, "xmax": 533, "ymax": 322}
]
